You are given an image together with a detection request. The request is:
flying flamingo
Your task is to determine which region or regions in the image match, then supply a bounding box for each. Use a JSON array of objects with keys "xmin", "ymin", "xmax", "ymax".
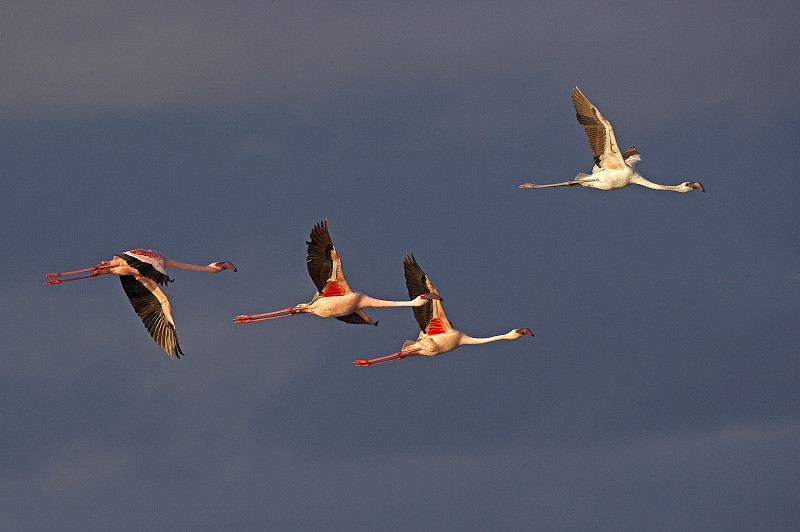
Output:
[
  {"xmin": 518, "ymin": 87, "xmax": 705, "ymax": 193},
  {"xmin": 44, "ymin": 249, "xmax": 237, "ymax": 358},
  {"xmin": 234, "ymin": 220, "xmax": 440, "ymax": 326},
  {"xmin": 353, "ymin": 254, "xmax": 533, "ymax": 366}
]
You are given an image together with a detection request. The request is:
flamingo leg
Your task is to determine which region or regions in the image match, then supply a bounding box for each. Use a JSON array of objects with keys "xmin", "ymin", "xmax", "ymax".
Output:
[
  {"xmin": 353, "ymin": 348, "xmax": 422, "ymax": 367},
  {"xmin": 44, "ymin": 262, "xmax": 116, "ymax": 284},
  {"xmin": 233, "ymin": 307, "xmax": 306, "ymax": 324},
  {"xmin": 518, "ymin": 177, "xmax": 596, "ymax": 188},
  {"xmin": 44, "ymin": 270, "xmax": 105, "ymax": 285},
  {"xmin": 44, "ymin": 266, "xmax": 101, "ymax": 278}
]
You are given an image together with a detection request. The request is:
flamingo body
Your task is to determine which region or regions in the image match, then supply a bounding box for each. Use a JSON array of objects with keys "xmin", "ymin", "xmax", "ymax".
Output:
[
  {"xmin": 45, "ymin": 249, "xmax": 236, "ymax": 358},
  {"xmin": 353, "ymin": 254, "xmax": 533, "ymax": 366},
  {"xmin": 234, "ymin": 220, "xmax": 440, "ymax": 326},
  {"xmin": 518, "ymin": 87, "xmax": 705, "ymax": 193}
]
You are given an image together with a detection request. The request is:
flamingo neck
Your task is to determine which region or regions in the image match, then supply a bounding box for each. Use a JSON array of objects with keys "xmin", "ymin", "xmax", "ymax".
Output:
[
  {"xmin": 460, "ymin": 331, "xmax": 518, "ymax": 345},
  {"xmin": 163, "ymin": 258, "xmax": 221, "ymax": 272},
  {"xmin": 358, "ymin": 295, "xmax": 416, "ymax": 308},
  {"xmin": 630, "ymin": 173, "xmax": 682, "ymax": 191}
]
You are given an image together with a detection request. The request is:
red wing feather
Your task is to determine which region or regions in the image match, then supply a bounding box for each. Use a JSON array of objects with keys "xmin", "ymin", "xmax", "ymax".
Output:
[
  {"xmin": 321, "ymin": 281, "xmax": 346, "ymax": 297},
  {"xmin": 425, "ymin": 318, "xmax": 448, "ymax": 336}
]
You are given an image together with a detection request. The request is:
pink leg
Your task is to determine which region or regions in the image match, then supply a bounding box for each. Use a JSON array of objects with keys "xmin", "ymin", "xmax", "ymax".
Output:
[
  {"xmin": 353, "ymin": 348, "xmax": 422, "ymax": 367},
  {"xmin": 44, "ymin": 270, "xmax": 106, "ymax": 285},
  {"xmin": 518, "ymin": 177, "xmax": 597, "ymax": 189},
  {"xmin": 234, "ymin": 307, "xmax": 306, "ymax": 323},
  {"xmin": 44, "ymin": 266, "xmax": 101, "ymax": 278}
]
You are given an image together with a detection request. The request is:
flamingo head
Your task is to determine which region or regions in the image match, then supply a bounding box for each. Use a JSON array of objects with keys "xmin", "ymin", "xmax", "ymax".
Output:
[
  {"xmin": 410, "ymin": 292, "xmax": 441, "ymax": 307},
  {"xmin": 211, "ymin": 261, "xmax": 238, "ymax": 272},
  {"xmin": 679, "ymin": 181, "xmax": 705, "ymax": 192}
]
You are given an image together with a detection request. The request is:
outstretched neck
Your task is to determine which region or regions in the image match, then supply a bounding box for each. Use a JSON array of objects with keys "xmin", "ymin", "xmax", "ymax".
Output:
[
  {"xmin": 359, "ymin": 294, "xmax": 436, "ymax": 308},
  {"xmin": 630, "ymin": 173, "xmax": 683, "ymax": 192},
  {"xmin": 163, "ymin": 258, "xmax": 223, "ymax": 272},
  {"xmin": 358, "ymin": 295, "xmax": 417, "ymax": 308},
  {"xmin": 460, "ymin": 331, "xmax": 519, "ymax": 345}
]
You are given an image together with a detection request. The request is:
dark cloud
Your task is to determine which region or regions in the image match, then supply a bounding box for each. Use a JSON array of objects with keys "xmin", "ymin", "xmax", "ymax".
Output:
[{"xmin": 1, "ymin": 2, "xmax": 798, "ymax": 120}]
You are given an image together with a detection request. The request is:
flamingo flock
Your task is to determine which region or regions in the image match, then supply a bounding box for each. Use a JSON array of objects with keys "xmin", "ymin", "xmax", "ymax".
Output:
[
  {"xmin": 233, "ymin": 220, "xmax": 440, "ymax": 327},
  {"xmin": 45, "ymin": 87, "xmax": 702, "ymax": 364}
]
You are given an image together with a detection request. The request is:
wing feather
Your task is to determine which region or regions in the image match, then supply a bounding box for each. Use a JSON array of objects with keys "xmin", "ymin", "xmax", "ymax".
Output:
[
  {"xmin": 117, "ymin": 252, "xmax": 171, "ymax": 286},
  {"xmin": 306, "ymin": 220, "xmax": 352, "ymax": 295},
  {"xmin": 404, "ymin": 253, "xmax": 432, "ymax": 332},
  {"xmin": 622, "ymin": 145, "xmax": 641, "ymax": 166},
  {"xmin": 571, "ymin": 87, "xmax": 625, "ymax": 170},
  {"xmin": 403, "ymin": 254, "xmax": 451, "ymax": 334},
  {"xmin": 119, "ymin": 275, "xmax": 183, "ymax": 358},
  {"xmin": 306, "ymin": 220, "xmax": 334, "ymax": 294},
  {"xmin": 335, "ymin": 309, "xmax": 377, "ymax": 326}
]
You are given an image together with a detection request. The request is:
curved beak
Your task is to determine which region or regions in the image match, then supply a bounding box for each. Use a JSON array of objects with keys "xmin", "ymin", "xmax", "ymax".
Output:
[{"xmin": 691, "ymin": 181, "xmax": 705, "ymax": 192}]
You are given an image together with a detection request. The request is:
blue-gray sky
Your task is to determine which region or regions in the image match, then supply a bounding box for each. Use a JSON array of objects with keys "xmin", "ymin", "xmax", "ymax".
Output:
[{"xmin": 2, "ymin": 1, "xmax": 798, "ymax": 530}]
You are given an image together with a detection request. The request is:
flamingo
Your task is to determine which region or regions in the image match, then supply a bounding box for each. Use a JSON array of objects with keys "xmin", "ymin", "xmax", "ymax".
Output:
[
  {"xmin": 44, "ymin": 249, "xmax": 237, "ymax": 358},
  {"xmin": 234, "ymin": 220, "xmax": 440, "ymax": 326},
  {"xmin": 518, "ymin": 87, "xmax": 705, "ymax": 193},
  {"xmin": 353, "ymin": 254, "xmax": 533, "ymax": 366}
]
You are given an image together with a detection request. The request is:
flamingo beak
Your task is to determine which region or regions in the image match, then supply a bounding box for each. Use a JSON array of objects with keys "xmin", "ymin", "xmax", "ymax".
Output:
[
  {"xmin": 691, "ymin": 181, "xmax": 705, "ymax": 192},
  {"xmin": 518, "ymin": 328, "xmax": 534, "ymax": 337},
  {"xmin": 214, "ymin": 262, "xmax": 237, "ymax": 272},
  {"xmin": 422, "ymin": 292, "xmax": 442, "ymax": 301}
]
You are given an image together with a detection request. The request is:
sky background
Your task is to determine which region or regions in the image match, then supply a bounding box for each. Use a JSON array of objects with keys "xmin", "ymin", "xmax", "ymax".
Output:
[{"xmin": 2, "ymin": 1, "xmax": 798, "ymax": 530}]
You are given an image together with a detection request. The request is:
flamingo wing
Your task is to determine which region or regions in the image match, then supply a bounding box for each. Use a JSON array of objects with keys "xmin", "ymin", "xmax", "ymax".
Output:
[
  {"xmin": 621, "ymin": 145, "xmax": 641, "ymax": 166},
  {"xmin": 424, "ymin": 299, "xmax": 452, "ymax": 336},
  {"xmin": 117, "ymin": 250, "xmax": 171, "ymax": 286},
  {"xmin": 336, "ymin": 309, "xmax": 378, "ymax": 326},
  {"xmin": 119, "ymin": 275, "xmax": 183, "ymax": 358},
  {"xmin": 404, "ymin": 253, "xmax": 433, "ymax": 332},
  {"xmin": 403, "ymin": 254, "xmax": 451, "ymax": 334},
  {"xmin": 571, "ymin": 87, "xmax": 626, "ymax": 171},
  {"xmin": 306, "ymin": 219, "xmax": 353, "ymax": 296},
  {"xmin": 306, "ymin": 220, "xmax": 334, "ymax": 293}
]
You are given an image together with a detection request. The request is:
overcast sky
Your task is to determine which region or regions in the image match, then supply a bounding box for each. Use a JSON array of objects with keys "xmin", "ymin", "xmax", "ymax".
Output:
[{"xmin": 2, "ymin": 1, "xmax": 798, "ymax": 530}]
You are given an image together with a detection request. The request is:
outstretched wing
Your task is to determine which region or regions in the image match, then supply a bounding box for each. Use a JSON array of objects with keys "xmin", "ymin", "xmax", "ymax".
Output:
[
  {"xmin": 119, "ymin": 275, "xmax": 183, "ymax": 358},
  {"xmin": 403, "ymin": 254, "xmax": 451, "ymax": 335},
  {"xmin": 306, "ymin": 219, "xmax": 352, "ymax": 296},
  {"xmin": 571, "ymin": 87, "xmax": 626, "ymax": 171},
  {"xmin": 306, "ymin": 220, "xmax": 334, "ymax": 293}
]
